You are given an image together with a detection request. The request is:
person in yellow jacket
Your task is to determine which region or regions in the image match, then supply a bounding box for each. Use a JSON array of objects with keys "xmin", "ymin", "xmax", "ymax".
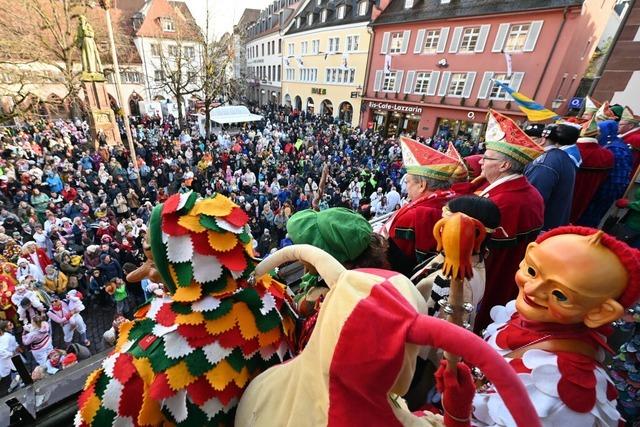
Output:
[{"xmin": 43, "ymin": 265, "xmax": 68, "ymax": 296}]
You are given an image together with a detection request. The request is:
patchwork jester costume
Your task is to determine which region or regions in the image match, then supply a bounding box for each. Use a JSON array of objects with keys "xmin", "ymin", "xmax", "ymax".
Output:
[{"xmin": 76, "ymin": 191, "xmax": 297, "ymax": 426}]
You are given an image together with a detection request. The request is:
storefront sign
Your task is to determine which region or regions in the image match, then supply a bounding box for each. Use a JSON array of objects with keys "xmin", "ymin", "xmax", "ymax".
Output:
[
  {"xmin": 368, "ymin": 101, "xmax": 423, "ymax": 114},
  {"xmin": 350, "ymin": 91, "xmax": 359, "ymax": 98},
  {"xmin": 311, "ymin": 87, "xmax": 327, "ymax": 95}
]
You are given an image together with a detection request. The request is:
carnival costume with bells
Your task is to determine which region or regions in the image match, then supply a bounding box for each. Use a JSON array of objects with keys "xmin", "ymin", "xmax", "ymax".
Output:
[{"xmin": 75, "ymin": 191, "xmax": 297, "ymax": 426}]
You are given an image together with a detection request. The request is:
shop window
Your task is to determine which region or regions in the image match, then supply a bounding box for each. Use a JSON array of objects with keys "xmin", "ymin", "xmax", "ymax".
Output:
[
  {"xmin": 489, "ymin": 73, "xmax": 512, "ymax": 99},
  {"xmin": 389, "ymin": 32, "xmax": 404, "ymax": 54},
  {"xmin": 346, "ymin": 36, "xmax": 359, "ymax": 52},
  {"xmin": 422, "ymin": 29, "xmax": 441, "ymax": 54},
  {"xmin": 414, "ymin": 72, "xmax": 432, "ymax": 94},
  {"xmin": 382, "ymin": 71, "xmax": 397, "ymax": 92},
  {"xmin": 447, "ymin": 73, "xmax": 467, "ymax": 96},
  {"xmin": 459, "ymin": 27, "xmax": 480, "ymax": 52},
  {"xmin": 504, "ymin": 23, "xmax": 531, "ymax": 52}
]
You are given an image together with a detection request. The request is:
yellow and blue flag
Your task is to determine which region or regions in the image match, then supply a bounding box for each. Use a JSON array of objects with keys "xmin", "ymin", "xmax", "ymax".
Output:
[{"xmin": 494, "ymin": 81, "xmax": 559, "ymax": 122}]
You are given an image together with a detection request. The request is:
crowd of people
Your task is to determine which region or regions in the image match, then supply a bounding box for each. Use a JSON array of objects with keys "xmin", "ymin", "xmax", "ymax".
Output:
[{"xmin": 0, "ymin": 97, "xmax": 638, "ymax": 423}]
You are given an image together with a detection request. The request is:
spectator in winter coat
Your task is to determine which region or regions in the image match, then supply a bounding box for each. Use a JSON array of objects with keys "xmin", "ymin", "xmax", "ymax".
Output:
[{"xmin": 97, "ymin": 254, "xmax": 123, "ymax": 283}]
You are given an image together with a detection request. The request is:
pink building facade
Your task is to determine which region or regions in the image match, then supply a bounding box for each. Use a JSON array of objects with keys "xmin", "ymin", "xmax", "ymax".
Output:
[{"xmin": 360, "ymin": 0, "xmax": 616, "ymax": 141}]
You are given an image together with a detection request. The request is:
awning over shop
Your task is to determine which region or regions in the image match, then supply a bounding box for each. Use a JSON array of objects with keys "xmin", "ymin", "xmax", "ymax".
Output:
[{"xmin": 209, "ymin": 106, "xmax": 263, "ymax": 124}]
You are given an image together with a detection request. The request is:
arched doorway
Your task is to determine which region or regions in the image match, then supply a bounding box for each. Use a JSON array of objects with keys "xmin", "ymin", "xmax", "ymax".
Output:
[
  {"xmin": 306, "ymin": 97, "xmax": 314, "ymax": 114},
  {"xmin": 129, "ymin": 92, "xmax": 143, "ymax": 117},
  {"xmin": 294, "ymin": 95, "xmax": 302, "ymax": 111},
  {"xmin": 284, "ymin": 94, "xmax": 292, "ymax": 107},
  {"xmin": 320, "ymin": 99, "xmax": 333, "ymax": 116},
  {"xmin": 339, "ymin": 101, "xmax": 353, "ymax": 123}
]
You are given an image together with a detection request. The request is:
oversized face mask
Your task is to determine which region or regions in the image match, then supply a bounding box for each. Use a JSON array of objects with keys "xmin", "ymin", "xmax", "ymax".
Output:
[{"xmin": 515, "ymin": 233, "xmax": 627, "ymax": 328}]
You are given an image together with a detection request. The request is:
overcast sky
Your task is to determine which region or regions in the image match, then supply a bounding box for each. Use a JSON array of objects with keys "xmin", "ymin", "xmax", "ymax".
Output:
[{"xmin": 185, "ymin": 0, "xmax": 273, "ymax": 39}]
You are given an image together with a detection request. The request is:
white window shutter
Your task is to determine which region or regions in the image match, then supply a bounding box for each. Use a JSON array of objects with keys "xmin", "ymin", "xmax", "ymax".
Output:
[
  {"xmin": 394, "ymin": 70, "xmax": 404, "ymax": 92},
  {"xmin": 414, "ymin": 29, "xmax": 426, "ymax": 54},
  {"xmin": 477, "ymin": 71, "xmax": 494, "ymax": 99},
  {"xmin": 462, "ymin": 72, "xmax": 476, "ymax": 98},
  {"xmin": 510, "ymin": 71, "xmax": 525, "ymax": 91},
  {"xmin": 475, "ymin": 25, "xmax": 491, "ymax": 53},
  {"xmin": 436, "ymin": 27, "xmax": 449, "ymax": 53},
  {"xmin": 438, "ymin": 71, "xmax": 451, "ymax": 96},
  {"xmin": 426, "ymin": 71, "xmax": 440, "ymax": 95},
  {"xmin": 381, "ymin": 32, "xmax": 390, "ymax": 54},
  {"xmin": 404, "ymin": 70, "xmax": 416, "ymax": 93},
  {"xmin": 449, "ymin": 27, "xmax": 462, "ymax": 53},
  {"xmin": 401, "ymin": 30, "xmax": 411, "ymax": 54},
  {"xmin": 523, "ymin": 21, "xmax": 543, "ymax": 52},
  {"xmin": 374, "ymin": 70, "xmax": 383, "ymax": 91},
  {"xmin": 492, "ymin": 23, "xmax": 510, "ymax": 52}
]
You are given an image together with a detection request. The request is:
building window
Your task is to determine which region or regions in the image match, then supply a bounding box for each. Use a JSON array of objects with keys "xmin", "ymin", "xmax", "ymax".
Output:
[
  {"xmin": 358, "ymin": 1, "xmax": 367, "ymax": 16},
  {"xmin": 288, "ymin": 43, "xmax": 294, "ymax": 56},
  {"xmin": 316, "ymin": 0, "xmax": 321, "ymax": 5},
  {"xmin": 261, "ymin": 43, "xmax": 265, "ymax": 56},
  {"xmin": 278, "ymin": 39, "xmax": 282, "ymax": 54},
  {"xmin": 337, "ymin": 5, "xmax": 346, "ymax": 19},
  {"xmin": 321, "ymin": 9, "xmax": 328, "ymax": 22},
  {"xmin": 459, "ymin": 27, "xmax": 481, "ymax": 52},
  {"xmin": 447, "ymin": 72, "xmax": 468, "ymax": 96},
  {"xmin": 267, "ymin": 43, "xmax": 271, "ymax": 55},
  {"xmin": 286, "ymin": 68, "xmax": 295, "ymax": 80},
  {"xmin": 296, "ymin": 17, "xmax": 301, "ymax": 28},
  {"xmin": 277, "ymin": 64, "xmax": 281, "ymax": 81},
  {"xmin": 307, "ymin": 13, "xmax": 313, "ymax": 25},
  {"xmin": 504, "ymin": 23, "xmax": 531, "ymax": 52},
  {"xmin": 161, "ymin": 17, "xmax": 175, "ymax": 32},
  {"xmin": 422, "ymin": 29, "xmax": 441, "ymax": 54},
  {"xmin": 325, "ymin": 67, "xmax": 355, "ymax": 84},
  {"xmin": 346, "ymin": 35, "xmax": 359, "ymax": 52},
  {"xmin": 301, "ymin": 41, "xmax": 308, "ymax": 55},
  {"xmin": 300, "ymin": 68, "xmax": 318, "ymax": 82},
  {"xmin": 489, "ymin": 73, "xmax": 512, "ymax": 99},
  {"xmin": 312, "ymin": 39, "xmax": 320, "ymax": 54},
  {"xmin": 151, "ymin": 43, "xmax": 161, "ymax": 57},
  {"xmin": 328, "ymin": 37, "xmax": 340, "ymax": 53},
  {"xmin": 414, "ymin": 72, "xmax": 432, "ymax": 94},
  {"xmin": 404, "ymin": 0, "xmax": 414, "ymax": 8},
  {"xmin": 389, "ymin": 32, "xmax": 404, "ymax": 54},
  {"xmin": 154, "ymin": 70, "xmax": 164, "ymax": 82},
  {"xmin": 382, "ymin": 71, "xmax": 397, "ymax": 91},
  {"xmin": 168, "ymin": 45, "xmax": 180, "ymax": 57}
]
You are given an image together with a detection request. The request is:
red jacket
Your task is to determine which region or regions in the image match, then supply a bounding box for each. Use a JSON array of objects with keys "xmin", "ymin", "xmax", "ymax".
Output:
[
  {"xmin": 475, "ymin": 176, "xmax": 544, "ymax": 332},
  {"xmin": 570, "ymin": 140, "xmax": 614, "ymax": 223}
]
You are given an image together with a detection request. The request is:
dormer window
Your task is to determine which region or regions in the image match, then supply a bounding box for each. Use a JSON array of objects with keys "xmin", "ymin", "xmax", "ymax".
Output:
[
  {"xmin": 316, "ymin": 0, "xmax": 322, "ymax": 5},
  {"xmin": 321, "ymin": 9, "xmax": 327, "ymax": 22},
  {"xmin": 357, "ymin": 1, "xmax": 368, "ymax": 16},
  {"xmin": 161, "ymin": 17, "xmax": 175, "ymax": 32},
  {"xmin": 404, "ymin": 0, "xmax": 414, "ymax": 8},
  {"xmin": 307, "ymin": 13, "xmax": 313, "ymax": 25},
  {"xmin": 296, "ymin": 17, "xmax": 301, "ymax": 28},
  {"xmin": 337, "ymin": 5, "xmax": 346, "ymax": 19}
]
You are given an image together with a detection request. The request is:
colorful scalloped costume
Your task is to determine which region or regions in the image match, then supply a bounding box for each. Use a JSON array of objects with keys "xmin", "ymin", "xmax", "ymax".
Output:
[{"xmin": 75, "ymin": 192, "xmax": 297, "ymax": 426}]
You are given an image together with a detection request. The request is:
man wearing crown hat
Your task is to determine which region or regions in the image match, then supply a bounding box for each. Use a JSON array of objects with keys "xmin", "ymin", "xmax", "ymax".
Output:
[
  {"xmin": 471, "ymin": 226, "xmax": 640, "ymax": 425},
  {"xmin": 582, "ymin": 96, "xmax": 602, "ymax": 120},
  {"xmin": 619, "ymin": 106, "xmax": 640, "ymax": 173},
  {"xmin": 473, "ymin": 110, "xmax": 544, "ymax": 332},
  {"xmin": 383, "ymin": 137, "xmax": 466, "ymax": 276},
  {"xmin": 570, "ymin": 118, "xmax": 614, "ymax": 223}
]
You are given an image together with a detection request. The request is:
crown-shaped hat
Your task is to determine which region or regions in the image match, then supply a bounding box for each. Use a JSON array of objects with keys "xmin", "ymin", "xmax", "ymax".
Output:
[
  {"xmin": 400, "ymin": 136, "xmax": 463, "ymax": 181},
  {"xmin": 484, "ymin": 110, "xmax": 544, "ymax": 164},
  {"xmin": 621, "ymin": 106, "xmax": 640, "ymax": 124},
  {"xmin": 445, "ymin": 142, "xmax": 469, "ymax": 181},
  {"xmin": 580, "ymin": 117, "xmax": 599, "ymax": 138},
  {"xmin": 584, "ymin": 96, "xmax": 601, "ymax": 114},
  {"xmin": 595, "ymin": 101, "xmax": 617, "ymax": 122}
]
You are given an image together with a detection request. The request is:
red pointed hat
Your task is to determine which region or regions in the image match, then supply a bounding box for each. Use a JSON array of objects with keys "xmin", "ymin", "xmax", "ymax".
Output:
[
  {"xmin": 445, "ymin": 142, "xmax": 469, "ymax": 181},
  {"xmin": 484, "ymin": 110, "xmax": 544, "ymax": 164},
  {"xmin": 400, "ymin": 136, "xmax": 463, "ymax": 181}
]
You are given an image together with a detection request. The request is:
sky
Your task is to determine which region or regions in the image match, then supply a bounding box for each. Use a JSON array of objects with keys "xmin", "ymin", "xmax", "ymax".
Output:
[{"xmin": 185, "ymin": 0, "xmax": 274, "ymax": 40}]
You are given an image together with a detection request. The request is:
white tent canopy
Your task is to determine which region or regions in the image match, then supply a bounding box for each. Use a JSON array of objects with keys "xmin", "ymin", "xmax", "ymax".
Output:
[{"xmin": 209, "ymin": 105, "xmax": 263, "ymax": 124}]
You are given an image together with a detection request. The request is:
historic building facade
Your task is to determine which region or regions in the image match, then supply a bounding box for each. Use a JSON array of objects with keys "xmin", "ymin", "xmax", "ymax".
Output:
[{"xmin": 360, "ymin": 0, "xmax": 616, "ymax": 139}]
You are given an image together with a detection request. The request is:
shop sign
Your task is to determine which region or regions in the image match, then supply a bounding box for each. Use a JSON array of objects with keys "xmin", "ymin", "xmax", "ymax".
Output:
[
  {"xmin": 350, "ymin": 91, "xmax": 359, "ymax": 98},
  {"xmin": 368, "ymin": 101, "xmax": 422, "ymax": 114},
  {"xmin": 311, "ymin": 87, "xmax": 327, "ymax": 95}
]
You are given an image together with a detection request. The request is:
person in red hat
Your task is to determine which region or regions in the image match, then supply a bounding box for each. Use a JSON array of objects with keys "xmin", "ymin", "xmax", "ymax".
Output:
[
  {"xmin": 474, "ymin": 110, "xmax": 544, "ymax": 332},
  {"xmin": 619, "ymin": 106, "xmax": 640, "ymax": 173},
  {"xmin": 382, "ymin": 137, "xmax": 466, "ymax": 276}
]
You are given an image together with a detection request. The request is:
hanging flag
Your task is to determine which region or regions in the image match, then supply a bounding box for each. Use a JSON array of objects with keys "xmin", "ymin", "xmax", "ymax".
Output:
[
  {"xmin": 341, "ymin": 52, "xmax": 349, "ymax": 70},
  {"xmin": 503, "ymin": 52, "xmax": 512, "ymax": 78},
  {"xmin": 384, "ymin": 54, "xmax": 392, "ymax": 75},
  {"xmin": 324, "ymin": 52, "xmax": 328, "ymax": 60},
  {"xmin": 284, "ymin": 57, "xmax": 290, "ymax": 66},
  {"xmin": 493, "ymin": 80, "xmax": 559, "ymax": 122},
  {"xmin": 295, "ymin": 56, "xmax": 304, "ymax": 67}
]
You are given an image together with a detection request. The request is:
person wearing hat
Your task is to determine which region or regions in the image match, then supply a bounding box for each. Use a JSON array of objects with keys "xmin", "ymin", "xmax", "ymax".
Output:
[
  {"xmin": 383, "ymin": 136, "xmax": 466, "ymax": 276},
  {"xmin": 524, "ymin": 123, "xmax": 579, "ymax": 230},
  {"xmin": 570, "ymin": 118, "xmax": 614, "ymax": 223},
  {"xmin": 474, "ymin": 110, "xmax": 544, "ymax": 332},
  {"xmin": 619, "ymin": 106, "xmax": 640, "ymax": 173}
]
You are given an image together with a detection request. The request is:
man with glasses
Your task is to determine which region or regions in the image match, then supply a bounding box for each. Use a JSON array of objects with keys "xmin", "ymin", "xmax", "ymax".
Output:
[{"xmin": 473, "ymin": 110, "xmax": 545, "ymax": 332}]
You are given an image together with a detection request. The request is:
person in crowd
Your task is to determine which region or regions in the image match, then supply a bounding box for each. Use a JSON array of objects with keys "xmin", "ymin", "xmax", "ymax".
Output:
[{"xmin": 0, "ymin": 320, "xmax": 19, "ymax": 396}]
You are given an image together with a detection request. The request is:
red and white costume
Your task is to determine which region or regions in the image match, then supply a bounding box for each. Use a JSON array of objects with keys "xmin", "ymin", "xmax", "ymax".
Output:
[{"xmin": 473, "ymin": 301, "xmax": 620, "ymax": 426}]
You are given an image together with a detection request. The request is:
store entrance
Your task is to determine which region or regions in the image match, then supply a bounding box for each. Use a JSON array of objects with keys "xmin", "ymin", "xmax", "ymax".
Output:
[
  {"xmin": 435, "ymin": 118, "xmax": 485, "ymax": 144},
  {"xmin": 372, "ymin": 110, "xmax": 421, "ymax": 138}
]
